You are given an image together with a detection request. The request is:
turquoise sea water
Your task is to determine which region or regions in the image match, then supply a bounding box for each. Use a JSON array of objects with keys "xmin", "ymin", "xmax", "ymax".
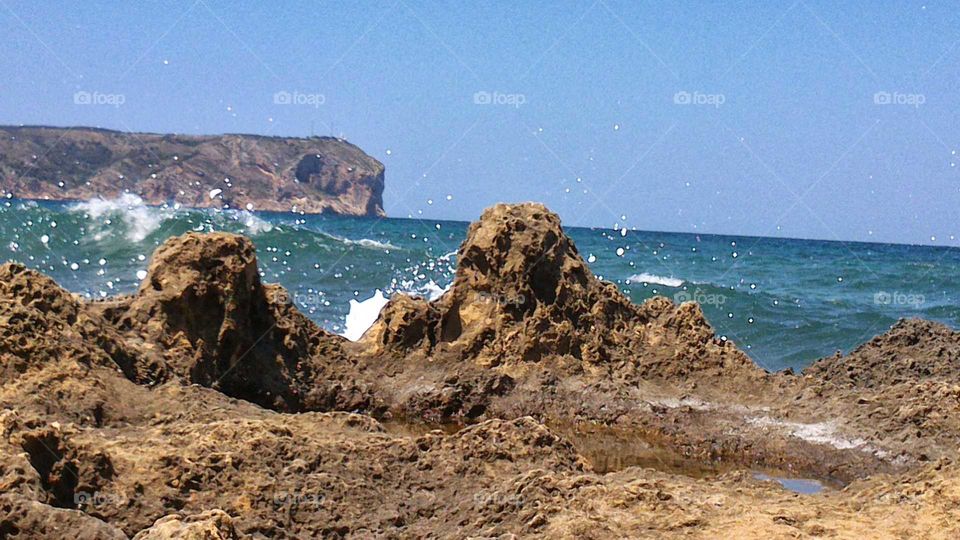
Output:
[{"xmin": 3, "ymin": 196, "xmax": 958, "ymax": 372}]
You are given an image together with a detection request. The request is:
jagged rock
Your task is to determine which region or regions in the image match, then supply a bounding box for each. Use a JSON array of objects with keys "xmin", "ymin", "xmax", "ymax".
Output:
[
  {"xmin": 0, "ymin": 202, "xmax": 959, "ymax": 538},
  {"xmin": 98, "ymin": 232, "xmax": 358, "ymax": 412},
  {"xmin": 364, "ymin": 203, "xmax": 761, "ymax": 381},
  {"xmin": 804, "ymin": 318, "xmax": 960, "ymax": 388},
  {"xmin": 785, "ymin": 319, "xmax": 960, "ymax": 465},
  {"xmin": 0, "ymin": 495, "xmax": 127, "ymax": 539},
  {"xmin": 132, "ymin": 510, "xmax": 239, "ymax": 540},
  {"xmin": 0, "ymin": 262, "xmax": 166, "ymax": 386}
]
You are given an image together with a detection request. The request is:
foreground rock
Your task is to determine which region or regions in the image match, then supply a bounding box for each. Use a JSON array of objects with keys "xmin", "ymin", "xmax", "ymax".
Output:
[
  {"xmin": 0, "ymin": 202, "xmax": 958, "ymax": 537},
  {"xmin": 0, "ymin": 125, "xmax": 385, "ymax": 216},
  {"xmin": 353, "ymin": 204, "xmax": 922, "ymax": 482}
]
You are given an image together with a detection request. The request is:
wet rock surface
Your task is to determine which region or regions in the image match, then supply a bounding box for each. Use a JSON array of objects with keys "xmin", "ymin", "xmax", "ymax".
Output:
[{"xmin": 0, "ymin": 202, "xmax": 958, "ymax": 538}]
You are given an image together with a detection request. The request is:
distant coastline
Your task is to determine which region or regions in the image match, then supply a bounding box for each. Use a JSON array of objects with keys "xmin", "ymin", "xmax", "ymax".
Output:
[{"xmin": 0, "ymin": 125, "xmax": 386, "ymax": 217}]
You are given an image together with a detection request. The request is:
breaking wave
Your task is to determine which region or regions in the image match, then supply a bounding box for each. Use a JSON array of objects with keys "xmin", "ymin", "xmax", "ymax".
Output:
[{"xmin": 626, "ymin": 273, "xmax": 684, "ymax": 287}]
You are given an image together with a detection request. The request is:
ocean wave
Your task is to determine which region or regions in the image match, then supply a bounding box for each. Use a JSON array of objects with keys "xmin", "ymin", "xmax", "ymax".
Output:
[
  {"xmin": 344, "ymin": 238, "xmax": 399, "ymax": 250},
  {"xmin": 626, "ymin": 273, "xmax": 684, "ymax": 287},
  {"xmin": 342, "ymin": 289, "xmax": 390, "ymax": 341},
  {"xmin": 225, "ymin": 210, "xmax": 274, "ymax": 235},
  {"xmin": 316, "ymin": 231, "xmax": 399, "ymax": 251},
  {"xmin": 69, "ymin": 194, "xmax": 171, "ymax": 242}
]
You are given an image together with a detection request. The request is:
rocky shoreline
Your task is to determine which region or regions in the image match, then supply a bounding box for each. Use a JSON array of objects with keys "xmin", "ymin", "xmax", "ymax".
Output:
[
  {"xmin": 0, "ymin": 126, "xmax": 385, "ymax": 217},
  {"xmin": 1, "ymin": 202, "xmax": 957, "ymax": 538}
]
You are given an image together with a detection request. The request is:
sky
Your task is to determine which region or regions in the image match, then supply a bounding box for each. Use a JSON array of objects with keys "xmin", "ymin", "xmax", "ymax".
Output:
[{"xmin": 1, "ymin": 1, "xmax": 958, "ymax": 246}]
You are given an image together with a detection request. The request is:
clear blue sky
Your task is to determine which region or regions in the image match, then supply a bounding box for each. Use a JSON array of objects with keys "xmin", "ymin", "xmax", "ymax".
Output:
[{"xmin": 1, "ymin": 1, "xmax": 958, "ymax": 246}]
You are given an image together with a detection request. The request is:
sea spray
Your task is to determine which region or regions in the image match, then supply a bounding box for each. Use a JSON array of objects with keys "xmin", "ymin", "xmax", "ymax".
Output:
[{"xmin": 1, "ymin": 199, "xmax": 957, "ymax": 371}]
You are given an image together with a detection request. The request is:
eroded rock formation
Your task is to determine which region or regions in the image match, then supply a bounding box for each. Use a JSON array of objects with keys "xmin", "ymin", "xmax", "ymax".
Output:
[{"xmin": 0, "ymin": 202, "xmax": 958, "ymax": 538}]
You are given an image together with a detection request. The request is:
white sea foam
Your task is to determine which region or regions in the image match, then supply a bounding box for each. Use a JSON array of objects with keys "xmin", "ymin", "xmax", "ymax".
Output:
[
  {"xmin": 344, "ymin": 238, "xmax": 400, "ymax": 250},
  {"xmin": 69, "ymin": 194, "xmax": 169, "ymax": 242},
  {"xmin": 418, "ymin": 279, "xmax": 450, "ymax": 301},
  {"xmin": 747, "ymin": 416, "xmax": 887, "ymax": 456},
  {"xmin": 626, "ymin": 273, "xmax": 684, "ymax": 287},
  {"xmin": 342, "ymin": 289, "xmax": 390, "ymax": 341},
  {"xmin": 232, "ymin": 210, "xmax": 273, "ymax": 235},
  {"xmin": 319, "ymin": 232, "xmax": 399, "ymax": 251}
]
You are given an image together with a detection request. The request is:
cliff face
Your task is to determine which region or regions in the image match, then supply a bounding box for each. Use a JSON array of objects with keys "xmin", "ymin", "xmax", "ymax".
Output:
[{"xmin": 0, "ymin": 126, "xmax": 385, "ymax": 216}]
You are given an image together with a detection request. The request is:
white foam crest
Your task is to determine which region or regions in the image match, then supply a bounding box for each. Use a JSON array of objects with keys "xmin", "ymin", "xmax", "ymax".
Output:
[
  {"xmin": 233, "ymin": 210, "xmax": 273, "ymax": 235},
  {"xmin": 747, "ymin": 416, "xmax": 887, "ymax": 456},
  {"xmin": 418, "ymin": 279, "xmax": 450, "ymax": 301},
  {"xmin": 69, "ymin": 194, "xmax": 169, "ymax": 242},
  {"xmin": 626, "ymin": 273, "xmax": 684, "ymax": 287},
  {"xmin": 343, "ymin": 237, "xmax": 400, "ymax": 250},
  {"xmin": 341, "ymin": 289, "xmax": 390, "ymax": 341},
  {"xmin": 317, "ymin": 231, "xmax": 400, "ymax": 251}
]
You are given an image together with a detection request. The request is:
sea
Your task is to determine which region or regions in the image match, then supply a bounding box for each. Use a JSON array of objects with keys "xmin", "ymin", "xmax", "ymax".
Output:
[{"xmin": 3, "ymin": 194, "xmax": 958, "ymax": 373}]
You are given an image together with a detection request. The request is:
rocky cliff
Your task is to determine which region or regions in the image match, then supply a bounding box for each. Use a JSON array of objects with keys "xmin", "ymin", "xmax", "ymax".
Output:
[{"xmin": 0, "ymin": 126, "xmax": 385, "ymax": 216}]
